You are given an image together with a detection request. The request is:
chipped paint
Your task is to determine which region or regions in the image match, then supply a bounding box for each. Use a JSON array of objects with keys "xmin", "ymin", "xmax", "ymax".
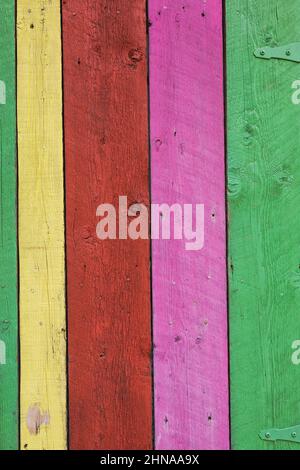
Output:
[{"xmin": 26, "ymin": 405, "xmax": 50, "ymax": 435}]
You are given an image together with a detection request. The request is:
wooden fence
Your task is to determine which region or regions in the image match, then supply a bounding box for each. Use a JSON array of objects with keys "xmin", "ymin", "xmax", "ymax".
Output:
[{"xmin": 0, "ymin": 0, "xmax": 299, "ymax": 450}]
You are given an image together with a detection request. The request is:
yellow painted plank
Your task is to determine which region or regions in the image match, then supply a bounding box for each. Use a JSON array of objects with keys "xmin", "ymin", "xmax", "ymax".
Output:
[{"xmin": 17, "ymin": 0, "xmax": 67, "ymax": 450}]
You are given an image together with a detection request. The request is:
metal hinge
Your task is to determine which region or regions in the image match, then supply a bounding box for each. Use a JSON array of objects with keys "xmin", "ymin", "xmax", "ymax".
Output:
[
  {"xmin": 259, "ymin": 425, "xmax": 300, "ymax": 444},
  {"xmin": 254, "ymin": 43, "xmax": 300, "ymax": 63}
]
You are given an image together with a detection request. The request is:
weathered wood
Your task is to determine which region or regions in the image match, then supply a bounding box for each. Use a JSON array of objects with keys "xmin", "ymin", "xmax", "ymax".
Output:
[
  {"xmin": 17, "ymin": 0, "xmax": 67, "ymax": 450},
  {"xmin": 62, "ymin": 0, "xmax": 153, "ymax": 449},
  {"xmin": 0, "ymin": 0, "xmax": 18, "ymax": 450},
  {"xmin": 149, "ymin": 0, "xmax": 229, "ymax": 450},
  {"xmin": 227, "ymin": 0, "xmax": 300, "ymax": 450}
]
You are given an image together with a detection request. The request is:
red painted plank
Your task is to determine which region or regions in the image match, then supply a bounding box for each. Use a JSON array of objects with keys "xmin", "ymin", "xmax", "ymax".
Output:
[{"xmin": 62, "ymin": 0, "xmax": 152, "ymax": 450}]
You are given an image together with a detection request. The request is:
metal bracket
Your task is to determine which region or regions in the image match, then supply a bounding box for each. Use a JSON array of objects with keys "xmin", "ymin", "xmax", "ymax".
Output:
[
  {"xmin": 259, "ymin": 425, "xmax": 300, "ymax": 444},
  {"xmin": 254, "ymin": 43, "xmax": 300, "ymax": 63}
]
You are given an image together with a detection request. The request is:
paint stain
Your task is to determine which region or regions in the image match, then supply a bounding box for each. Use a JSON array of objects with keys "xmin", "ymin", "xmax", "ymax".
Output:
[{"xmin": 26, "ymin": 405, "xmax": 50, "ymax": 435}]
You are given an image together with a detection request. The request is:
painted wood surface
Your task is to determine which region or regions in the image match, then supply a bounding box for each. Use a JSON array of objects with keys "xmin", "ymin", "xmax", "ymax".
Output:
[
  {"xmin": 227, "ymin": 0, "xmax": 300, "ymax": 450},
  {"xmin": 17, "ymin": 0, "xmax": 67, "ymax": 450},
  {"xmin": 149, "ymin": 0, "xmax": 229, "ymax": 450},
  {"xmin": 0, "ymin": 0, "xmax": 18, "ymax": 451},
  {"xmin": 62, "ymin": 0, "xmax": 153, "ymax": 450}
]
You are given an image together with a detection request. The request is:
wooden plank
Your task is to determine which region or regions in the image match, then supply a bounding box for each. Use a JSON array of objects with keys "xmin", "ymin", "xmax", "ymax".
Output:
[
  {"xmin": 62, "ymin": 0, "xmax": 153, "ymax": 450},
  {"xmin": 17, "ymin": 0, "xmax": 67, "ymax": 450},
  {"xmin": 149, "ymin": 0, "xmax": 229, "ymax": 450},
  {"xmin": 227, "ymin": 0, "xmax": 300, "ymax": 450},
  {"xmin": 0, "ymin": 0, "xmax": 18, "ymax": 451}
]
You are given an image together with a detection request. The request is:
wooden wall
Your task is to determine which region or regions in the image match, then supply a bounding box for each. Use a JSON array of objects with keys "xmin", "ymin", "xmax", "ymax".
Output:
[{"xmin": 0, "ymin": 0, "xmax": 299, "ymax": 451}]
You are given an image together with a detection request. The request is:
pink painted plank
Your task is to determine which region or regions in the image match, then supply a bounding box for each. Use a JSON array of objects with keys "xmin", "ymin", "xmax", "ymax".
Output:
[{"xmin": 149, "ymin": 0, "xmax": 229, "ymax": 450}]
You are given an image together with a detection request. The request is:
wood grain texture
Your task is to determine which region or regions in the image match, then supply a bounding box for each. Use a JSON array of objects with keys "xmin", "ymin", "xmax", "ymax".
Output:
[
  {"xmin": 0, "ymin": 0, "xmax": 18, "ymax": 450},
  {"xmin": 17, "ymin": 0, "xmax": 67, "ymax": 450},
  {"xmin": 62, "ymin": 0, "xmax": 153, "ymax": 450},
  {"xmin": 149, "ymin": 0, "xmax": 229, "ymax": 450},
  {"xmin": 227, "ymin": 0, "xmax": 300, "ymax": 450}
]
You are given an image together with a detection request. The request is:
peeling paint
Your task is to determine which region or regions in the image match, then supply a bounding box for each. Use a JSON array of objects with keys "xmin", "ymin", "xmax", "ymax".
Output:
[{"xmin": 26, "ymin": 405, "xmax": 50, "ymax": 435}]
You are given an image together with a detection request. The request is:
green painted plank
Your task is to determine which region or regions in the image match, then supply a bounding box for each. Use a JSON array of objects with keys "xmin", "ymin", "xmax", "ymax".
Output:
[
  {"xmin": 227, "ymin": 0, "xmax": 300, "ymax": 451},
  {"xmin": 0, "ymin": 0, "xmax": 18, "ymax": 450}
]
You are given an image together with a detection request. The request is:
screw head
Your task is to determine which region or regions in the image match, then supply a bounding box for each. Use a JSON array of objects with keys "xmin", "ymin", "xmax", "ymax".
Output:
[
  {"xmin": 265, "ymin": 432, "xmax": 271, "ymax": 439},
  {"xmin": 286, "ymin": 50, "xmax": 291, "ymax": 56},
  {"xmin": 260, "ymin": 50, "xmax": 265, "ymax": 56},
  {"xmin": 292, "ymin": 432, "xmax": 297, "ymax": 438}
]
